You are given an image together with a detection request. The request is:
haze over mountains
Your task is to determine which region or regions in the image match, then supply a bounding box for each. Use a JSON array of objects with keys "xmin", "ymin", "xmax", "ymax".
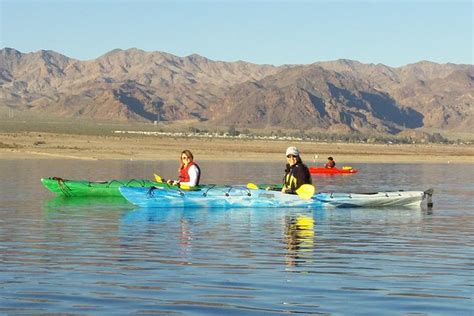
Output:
[{"xmin": 1, "ymin": 47, "xmax": 472, "ymax": 136}]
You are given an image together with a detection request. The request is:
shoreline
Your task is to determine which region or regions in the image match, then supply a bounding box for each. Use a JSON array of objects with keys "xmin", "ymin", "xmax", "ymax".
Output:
[{"xmin": 1, "ymin": 132, "xmax": 473, "ymax": 164}]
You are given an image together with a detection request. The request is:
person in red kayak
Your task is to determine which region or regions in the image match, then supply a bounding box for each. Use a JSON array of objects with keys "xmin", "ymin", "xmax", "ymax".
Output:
[
  {"xmin": 282, "ymin": 146, "xmax": 312, "ymax": 194},
  {"xmin": 325, "ymin": 156, "xmax": 336, "ymax": 169},
  {"xmin": 167, "ymin": 149, "xmax": 201, "ymax": 187}
]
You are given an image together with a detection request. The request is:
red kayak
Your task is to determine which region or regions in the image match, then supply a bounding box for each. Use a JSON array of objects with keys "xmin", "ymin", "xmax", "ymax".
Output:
[{"xmin": 309, "ymin": 167, "xmax": 358, "ymax": 174}]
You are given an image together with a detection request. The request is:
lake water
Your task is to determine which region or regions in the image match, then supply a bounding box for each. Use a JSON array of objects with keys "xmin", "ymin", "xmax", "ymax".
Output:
[{"xmin": 1, "ymin": 159, "xmax": 473, "ymax": 315}]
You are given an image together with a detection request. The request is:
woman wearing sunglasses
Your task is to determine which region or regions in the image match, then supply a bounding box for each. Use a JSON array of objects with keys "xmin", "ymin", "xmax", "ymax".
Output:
[
  {"xmin": 282, "ymin": 146, "xmax": 312, "ymax": 194},
  {"xmin": 167, "ymin": 149, "xmax": 201, "ymax": 188}
]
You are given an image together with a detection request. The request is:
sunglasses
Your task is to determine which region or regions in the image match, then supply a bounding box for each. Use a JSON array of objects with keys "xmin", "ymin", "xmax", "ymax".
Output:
[{"xmin": 286, "ymin": 155, "xmax": 298, "ymax": 158}]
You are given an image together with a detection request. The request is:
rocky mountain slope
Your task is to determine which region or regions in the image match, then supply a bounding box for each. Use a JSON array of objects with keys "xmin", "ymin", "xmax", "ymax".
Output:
[{"xmin": 1, "ymin": 47, "xmax": 472, "ymax": 135}]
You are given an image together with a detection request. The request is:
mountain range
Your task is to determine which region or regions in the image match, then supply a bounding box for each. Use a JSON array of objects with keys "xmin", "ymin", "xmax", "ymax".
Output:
[{"xmin": 1, "ymin": 47, "xmax": 472, "ymax": 136}]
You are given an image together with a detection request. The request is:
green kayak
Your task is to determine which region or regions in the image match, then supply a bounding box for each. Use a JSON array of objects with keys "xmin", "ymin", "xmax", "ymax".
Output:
[
  {"xmin": 41, "ymin": 177, "xmax": 164, "ymax": 197},
  {"xmin": 41, "ymin": 176, "xmax": 284, "ymax": 198}
]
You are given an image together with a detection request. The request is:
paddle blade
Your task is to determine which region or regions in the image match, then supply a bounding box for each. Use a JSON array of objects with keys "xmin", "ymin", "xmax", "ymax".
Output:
[
  {"xmin": 154, "ymin": 174, "xmax": 164, "ymax": 183},
  {"xmin": 247, "ymin": 183, "xmax": 259, "ymax": 190},
  {"xmin": 296, "ymin": 184, "xmax": 316, "ymax": 200},
  {"xmin": 180, "ymin": 184, "xmax": 191, "ymax": 190}
]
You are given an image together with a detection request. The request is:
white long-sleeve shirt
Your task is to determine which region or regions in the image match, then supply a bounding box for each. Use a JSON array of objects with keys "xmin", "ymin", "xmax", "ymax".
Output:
[{"xmin": 178, "ymin": 164, "xmax": 200, "ymax": 187}]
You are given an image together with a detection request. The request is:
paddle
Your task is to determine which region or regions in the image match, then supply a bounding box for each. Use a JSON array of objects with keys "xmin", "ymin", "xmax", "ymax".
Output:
[
  {"xmin": 247, "ymin": 183, "xmax": 260, "ymax": 190},
  {"xmin": 247, "ymin": 183, "xmax": 315, "ymax": 200},
  {"xmin": 296, "ymin": 184, "xmax": 316, "ymax": 200},
  {"xmin": 154, "ymin": 173, "xmax": 192, "ymax": 190},
  {"xmin": 154, "ymin": 173, "xmax": 164, "ymax": 183}
]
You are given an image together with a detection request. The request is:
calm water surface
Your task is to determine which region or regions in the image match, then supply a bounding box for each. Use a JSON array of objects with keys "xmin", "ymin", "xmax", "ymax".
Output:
[{"xmin": 0, "ymin": 159, "xmax": 473, "ymax": 315}]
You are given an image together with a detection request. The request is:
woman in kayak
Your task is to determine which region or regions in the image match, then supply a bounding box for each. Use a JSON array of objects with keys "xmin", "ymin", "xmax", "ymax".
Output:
[
  {"xmin": 282, "ymin": 146, "xmax": 312, "ymax": 194},
  {"xmin": 167, "ymin": 149, "xmax": 201, "ymax": 187},
  {"xmin": 325, "ymin": 156, "xmax": 336, "ymax": 169}
]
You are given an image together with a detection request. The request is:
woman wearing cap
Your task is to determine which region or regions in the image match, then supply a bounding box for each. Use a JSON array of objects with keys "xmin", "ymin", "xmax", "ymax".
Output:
[
  {"xmin": 282, "ymin": 146, "xmax": 312, "ymax": 194},
  {"xmin": 167, "ymin": 149, "xmax": 201, "ymax": 187}
]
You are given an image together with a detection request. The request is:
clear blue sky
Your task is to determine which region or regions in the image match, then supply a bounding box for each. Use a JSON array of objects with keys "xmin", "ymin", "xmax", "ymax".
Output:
[{"xmin": 1, "ymin": 0, "xmax": 472, "ymax": 67}]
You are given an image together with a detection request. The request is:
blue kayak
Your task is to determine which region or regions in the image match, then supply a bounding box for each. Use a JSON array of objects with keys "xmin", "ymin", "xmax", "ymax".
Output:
[
  {"xmin": 119, "ymin": 185, "xmax": 319, "ymax": 208},
  {"xmin": 119, "ymin": 186, "xmax": 432, "ymax": 209}
]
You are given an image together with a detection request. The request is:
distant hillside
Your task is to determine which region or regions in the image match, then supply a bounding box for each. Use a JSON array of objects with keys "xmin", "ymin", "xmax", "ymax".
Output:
[
  {"xmin": 314, "ymin": 60, "xmax": 474, "ymax": 132},
  {"xmin": 208, "ymin": 64, "xmax": 423, "ymax": 134},
  {"xmin": 0, "ymin": 48, "xmax": 280, "ymax": 122},
  {"xmin": 1, "ymin": 47, "xmax": 472, "ymax": 136}
]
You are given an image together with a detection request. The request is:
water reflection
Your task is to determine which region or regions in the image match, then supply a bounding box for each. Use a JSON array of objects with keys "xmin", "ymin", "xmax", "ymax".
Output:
[
  {"xmin": 122, "ymin": 208, "xmax": 193, "ymax": 256},
  {"xmin": 284, "ymin": 215, "xmax": 315, "ymax": 267},
  {"xmin": 121, "ymin": 207, "xmax": 321, "ymax": 269},
  {"xmin": 120, "ymin": 208, "xmax": 201, "ymax": 266},
  {"xmin": 44, "ymin": 196, "xmax": 130, "ymax": 208},
  {"xmin": 179, "ymin": 217, "xmax": 193, "ymax": 253}
]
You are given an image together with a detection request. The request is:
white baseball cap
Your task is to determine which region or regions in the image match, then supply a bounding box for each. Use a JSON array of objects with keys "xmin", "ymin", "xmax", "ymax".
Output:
[{"xmin": 285, "ymin": 146, "xmax": 300, "ymax": 157}]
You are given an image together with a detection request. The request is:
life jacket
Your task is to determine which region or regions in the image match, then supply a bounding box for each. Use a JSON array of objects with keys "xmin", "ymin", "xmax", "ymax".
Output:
[
  {"xmin": 325, "ymin": 161, "xmax": 335, "ymax": 168},
  {"xmin": 179, "ymin": 161, "xmax": 201, "ymax": 185},
  {"xmin": 284, "ymin": 163, "xmax": 311, "ymax": 193}
]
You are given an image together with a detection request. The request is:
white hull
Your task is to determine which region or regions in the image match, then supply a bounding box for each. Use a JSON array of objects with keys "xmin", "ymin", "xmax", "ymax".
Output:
[{"xmin": 314, "ymin": 190, "xmax": 429, "ymax": 208}]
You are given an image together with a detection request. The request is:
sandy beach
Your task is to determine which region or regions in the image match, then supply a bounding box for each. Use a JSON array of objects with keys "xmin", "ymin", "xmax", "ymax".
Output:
[{"xmin": 1, "ymin": 132, "xmax": 473, "ymax": 164}]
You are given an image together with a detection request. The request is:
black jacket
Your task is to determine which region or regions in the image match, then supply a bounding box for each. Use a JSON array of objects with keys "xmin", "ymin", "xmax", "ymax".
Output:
[{"xmin": 283, "ymin": 162, "xmax": 312, "ymax": 194}]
